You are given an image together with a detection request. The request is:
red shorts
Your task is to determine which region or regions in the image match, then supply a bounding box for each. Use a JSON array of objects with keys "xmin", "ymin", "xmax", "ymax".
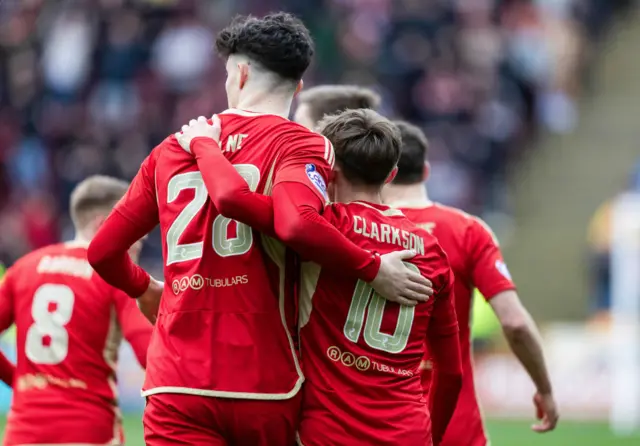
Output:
[
  {"xmin": 144, "ymin": 393, "xmax": 301, "ymax": 446},
  {"xmin": 4, "ymin": 408, "xmax": 123, "ymax": 446},
  {"xmin": 298, "ymin": 385, "xmax": 431, "ymax": 446}
]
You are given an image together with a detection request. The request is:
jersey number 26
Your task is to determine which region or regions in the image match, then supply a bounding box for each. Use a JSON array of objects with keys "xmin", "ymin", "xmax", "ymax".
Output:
[{"xmin": 165, "ymin": 165, "xmax": 260, "ymax": 265}]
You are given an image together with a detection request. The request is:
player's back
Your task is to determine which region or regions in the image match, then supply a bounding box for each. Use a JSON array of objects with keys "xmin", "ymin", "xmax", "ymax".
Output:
[
  {"xmin": 398, "ymin": 202, "xmax": 515, "ymax": 446},
  {"xmin": 400, "ymin": 203, "xmax": 477, "ymax": 340},
  {"xmin": 144, "ymin": 109, "xmax": 328, "ymax": 399},
  {"xmin": 298, "ymin": 201, "xmax": 453, "ymax": 446},
  {"xmin": 2, "ymin": 242, "xmax": 140, "ymax": 445}
]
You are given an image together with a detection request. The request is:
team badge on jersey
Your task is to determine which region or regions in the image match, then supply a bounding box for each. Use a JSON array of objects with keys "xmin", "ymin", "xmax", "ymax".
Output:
[
  {"xmin": 306, "ymin": 164, "xmax": 328, "ymax": 199},
  {"xmin": 495, "ymin": 260, "xmax": 512, "ymax": 280}
]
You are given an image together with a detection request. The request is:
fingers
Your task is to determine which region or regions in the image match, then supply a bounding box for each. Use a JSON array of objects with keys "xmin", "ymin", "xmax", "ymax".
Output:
[
  {"xmin": 197, "ymin": 115, "xmax": 207, "ymax": 123},
  {"xmin": 392, "ymin": 296, "xmax": 419, "ymax": 307},
  {"xmin": 182, "ymin": 124, "xmax": 189, "ymax": 133},
  {"xmin": 531, "ymin": 397, "xmax": 558, "ymax": 433},
  {"xmin": 189, "ymin": 119, "xmax": 197, "ymax": 126},
  {"xmin": 398, "ymin": 286, "xmax": 429, "ymax": 303},
  {"xmin": 404, "ymin": 281, "xmax": 433, "ymax": 300},
  {"xmin": 406, "ymin": 272, "xmax": 433, "ymax": 293},
  {"xmin": 531, "ymin": 419, "xmax": 555, "ymax": 433},
  {"xmin": 394, "ymin": 249, "xmax": 417, "ymax": 260},
  {"xmin": 212, "ymin": 114, "xmax": 221, "ymax": 127}
]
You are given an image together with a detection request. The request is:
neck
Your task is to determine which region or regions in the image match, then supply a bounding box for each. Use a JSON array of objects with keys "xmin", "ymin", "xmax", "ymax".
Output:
[
  {"xmin": 383, "ymin": 183, "xmax": 430, "ymax": 206},
  {"xmin": 234, "ymin": 87, "xmax": 293, "ymax": 119},
  {"xmin": 336, "ymin": 183, "xmax": 383, "ymax": 205}
]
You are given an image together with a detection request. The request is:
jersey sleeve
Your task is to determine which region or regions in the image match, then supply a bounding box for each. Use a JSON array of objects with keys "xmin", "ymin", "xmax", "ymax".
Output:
[
  {"xmin": 87, "ymin": 146, "xmax": 161, "ymax": 298},
  {"xmin": 271, "ymin": 131, "xmax": 380, "ymax": 282},
  {"xmin": 0, "ymin": 269, "xmax": 15, "ymax": 333},
  {"xmin": 0, "ymin": 271, "xmax": 16, "ymax": 386},
  {"xmin": 273, "ymin": 131, "xmax": 334, "ymax": 204},
  {"xmin": 114, "ymin": 147, "xmax": 160, "ymax": 229},
  {"xmin": 112, "ymin": 289, "xmax": 152, "ymax": 369},
  {"xmin": 428, "ymin": 269, "xmax": 459, "ymax": 337},
  {"xmin": 190, "ymin": 137, "xmax": 275, "ymax": 237},
  {"xmin": 466, "ymin": 217, "xmax": 516, "ymax": 300}
]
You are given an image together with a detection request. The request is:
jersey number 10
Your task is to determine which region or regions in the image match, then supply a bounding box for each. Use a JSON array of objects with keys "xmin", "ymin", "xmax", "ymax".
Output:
[
  {"xmin": 166, "ymin": 165, "xmax": 260, "ymax": 265},
  {"xmin": 343, "ymin": 263, "xmax": 418, "ymax": 354}
]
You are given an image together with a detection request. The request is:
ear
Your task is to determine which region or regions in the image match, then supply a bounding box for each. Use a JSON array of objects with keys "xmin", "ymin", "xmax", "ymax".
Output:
[
  {"xmin": 385, "ymin": 167, "xmax": 398, "ymax": 184},
  {"xmin": 423, "ymin": 162, "xmax": 430, "ymax": 181},
  {"xmin": 294, "ymin": 79, "xmax": 304, "ymax": 97},
  {"xmin": 93, "ymin": 214, "xmax": 107, "ymax": 229},
  {"xmin": 238, "ymin": 63, "xmax": 249, "ymax": 90}
]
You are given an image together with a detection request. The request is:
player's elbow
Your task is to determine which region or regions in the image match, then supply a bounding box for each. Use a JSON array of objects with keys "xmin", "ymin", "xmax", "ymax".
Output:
[
  {"xmin": 490, "ymin": 291, "xmax": 533, "ymax": 341},
  {"xmin": 274, "ymin": 213, "xmax": 307, "ymax": 246},
  {"xmin": 87, "ymin": 238, "xmax": 120, "ymax": 277},
  {"xmin": 444, "ymin": 364, "xmax": 463, "ymax": 383},
  {"xmin": 501, "ymin": 316, "xmax": 532, "ymax": 343},
  {"xmin": 213, "ymin": 190, "xmax": 238, "ymax": 218},
  {"xmin": 87, "ymin": 240, "xmax": 107, "ymax": 272}
]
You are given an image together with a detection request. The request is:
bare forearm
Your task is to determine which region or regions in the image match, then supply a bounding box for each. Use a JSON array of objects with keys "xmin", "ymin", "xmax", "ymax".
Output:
[{"xmin": 503, "ymin": 315, "xmax": 552, "ymax": 394}]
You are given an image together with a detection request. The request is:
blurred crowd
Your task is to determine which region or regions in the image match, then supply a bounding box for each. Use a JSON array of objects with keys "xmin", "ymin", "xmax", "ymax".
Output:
[{"xmin": 0, "ymin": 0, "xmax": 633, "ymax": 272}]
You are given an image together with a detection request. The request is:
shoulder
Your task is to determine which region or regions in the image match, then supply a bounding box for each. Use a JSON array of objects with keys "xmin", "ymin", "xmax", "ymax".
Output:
[
  {"xmin": 152, "ymin": 135, "xmax": 179, "ymax": 159},
  {"xmin": 428, "ymin": 203, "xmax": 475, "ymax": 226},
  {"xmin": 3, "ymin": 243, "xmax": 66, "ymax": 283},
  {"xmin": 322, "ymin": 202, "xmax": 352, "ymax": 227},
  {"xmin": 465, "ymin": 214, "xmax": 500, "ymax": 247},
  {"xmin": 15, "ymin": 243, "xmax": 68, "ymax": 267},
  {"xmin": 399, "ymin": 217, "xmax": 451, "ymax": 282},
  {"xmin": 429, "ymin": 203, "xmax": 498, "ymax": 243},
  {"xmin": 278, "ymin": 123, "xmax": 332, "ymax": 157}
]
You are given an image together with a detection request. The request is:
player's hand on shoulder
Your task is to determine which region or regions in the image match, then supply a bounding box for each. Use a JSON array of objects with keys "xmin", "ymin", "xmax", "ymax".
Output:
[
  {"xmin": 174, "ymin": 115, "xmax": 222, "ymax": 154},
  {"xmin": 137, "ymin": 277, "xmax": 163, "ymax": 324},
  {"xmin": 371, "ymin": 250, "xmax": 434, "ymax": 307},
  {"xmin": 531, "ymin": 392, "xmax": 559, "ymax": 433}
]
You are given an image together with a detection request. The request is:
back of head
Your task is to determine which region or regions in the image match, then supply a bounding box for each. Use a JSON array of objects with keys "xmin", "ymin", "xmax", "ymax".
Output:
[
  {"xmin": 392, "ymin": 120, "xmax": 429, "ymax": 185},
  {"xmin": 70, "ymin": 175, "xmax": 129, "ymax": 231},
  {"xmin": 296, "ymin": 85, "xmax": 381, "ymax": 129},
  {"xmin": 215, "ymin": 12, "xmax": 314, "ymax": 84},
  {"xmin": 318, "ymin": 109, "xmax": 401, "ymax": 186}
]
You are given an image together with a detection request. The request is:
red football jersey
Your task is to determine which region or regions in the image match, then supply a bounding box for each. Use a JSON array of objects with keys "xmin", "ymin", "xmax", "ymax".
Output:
[
  {"xmin": 396, "ymin": 201, "xmax": 516, "ymax": 446},
  {"xmin": 297, "ymin": 201, "xmax": 456, "ymax": 446},
  {"xmin": 0, "ymin": 242, "xmax": 152, "ymax": 446},
  {"xmin": 114, "ymin": 109, "xmax": 334, "ymax": 400}
]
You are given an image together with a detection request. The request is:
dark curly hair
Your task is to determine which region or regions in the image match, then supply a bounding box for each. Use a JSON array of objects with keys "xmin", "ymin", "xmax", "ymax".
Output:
[{"xmin": 215, "ymin": 12, "xmax": 314, "ymax": 82}]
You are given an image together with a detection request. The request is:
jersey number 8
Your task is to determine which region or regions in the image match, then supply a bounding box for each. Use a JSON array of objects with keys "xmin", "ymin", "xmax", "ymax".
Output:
[
  {"xmin": 26, "ymin": 284, "xmax": 75, "ymax": 365},
  {"xmin": 343, "ymin": 263, "xmax": 418, "ymax": 354},
  {"xmin": 166, "ymin": 165, "xmax": 260, "ymax": 265}
]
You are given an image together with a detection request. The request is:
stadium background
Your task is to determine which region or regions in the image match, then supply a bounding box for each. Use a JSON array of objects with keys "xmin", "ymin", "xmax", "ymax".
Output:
[{"xmin": 0, "ymin": 0, "xmax": 640, "ymax": 444}]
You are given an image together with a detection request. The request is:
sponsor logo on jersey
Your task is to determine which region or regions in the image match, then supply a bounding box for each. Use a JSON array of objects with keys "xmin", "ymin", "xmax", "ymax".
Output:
[
  {"xmin": 16, "ymin": 373, "xmax": 87, "ymax": 392},
  {"xmin": 305, "ymin": 164, "xmax": 328, "ymax": 199},
  {"xmin": 495, "ymin": 260, "xmax": 512, "ymax": 280},
  {"xmin": 172, "ymin": 274, "xmax": 249, "ymax": 294},
  {"xmin": 325, "ymin": 345, "xmax": 413, "ymax": 376}
]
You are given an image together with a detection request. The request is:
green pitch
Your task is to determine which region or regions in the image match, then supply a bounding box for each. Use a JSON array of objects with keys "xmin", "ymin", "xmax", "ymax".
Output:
[{"xmin": 1, "ymin": 415, "xmax": 640, "ymax": 445}]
